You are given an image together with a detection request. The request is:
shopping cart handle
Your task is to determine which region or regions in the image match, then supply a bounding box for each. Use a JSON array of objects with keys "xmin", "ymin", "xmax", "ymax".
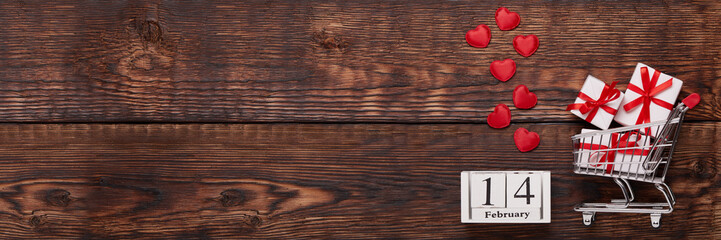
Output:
[{"xmin": 682, "ymin": 93, "xmax": 700, "ymax": 109}]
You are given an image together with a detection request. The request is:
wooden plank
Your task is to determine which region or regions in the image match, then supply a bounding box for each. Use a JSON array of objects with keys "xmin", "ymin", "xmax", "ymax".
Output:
[
  {"xmin": 0, "ymin": 0, "xmax": 719, "ymax": 122},
  {"xmin": 0, "ymin": 123, "xmax": 717, "ymax": 239}
]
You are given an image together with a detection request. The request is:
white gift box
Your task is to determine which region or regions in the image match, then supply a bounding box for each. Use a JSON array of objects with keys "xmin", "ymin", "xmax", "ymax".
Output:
[
  {"xmin": 568, "ymin": 75, "xmax": 624, "ymax": 130},
  {"xmin": 614, "ymin": 63, "xmax": 683, "ymax": 136},
  {"xmin": 577, "ymin": 129, "xmax": 654, "ymax": 175}
]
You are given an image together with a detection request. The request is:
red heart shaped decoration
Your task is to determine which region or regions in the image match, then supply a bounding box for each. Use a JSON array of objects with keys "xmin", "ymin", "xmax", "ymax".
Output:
[
  {"xmin": 495, "ymin": 7, "xmax": 520, "ymax": 31},
  {"xmin": 490, "ymin": 59, "xmax": 516, "ymax": 82},
  {"xmin": 682, "ymin": 93, "xmax": 700, "ymax": 109},
  {"xmin": 487, "ymin": 103, "xmax": 511, "ymax": 129},
  {"xmin": 513, "ymin": 84, "xmax": 537, "ymax": 109},
  {"xmin": 513, "ymin": 34, "xmax": 539, "ymax": 57},
  {"xmin": 514, "ymin": 128, "xmax": 540, "ymax": 152},
  {"xmin": 465, "ymin": 24, "xmax": 491, "ymax": 48}
]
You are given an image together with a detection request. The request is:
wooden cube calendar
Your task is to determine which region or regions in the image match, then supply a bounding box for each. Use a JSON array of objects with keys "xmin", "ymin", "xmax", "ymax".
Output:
[{"xmin": 461, "ymin": 171, "xmax": 551, "ymax": 223}]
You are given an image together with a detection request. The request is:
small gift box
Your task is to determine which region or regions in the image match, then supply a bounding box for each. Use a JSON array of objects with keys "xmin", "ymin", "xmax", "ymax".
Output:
[
  {"xmin": 576, "ymin": 129, "xmax": 654, "ymax": 175},
  {"xmin": 566, "ymin": 75, "xmax": 624, "ymax": 130},
  {"xmin": 614, "ymin": 63, "xmax": 683, "ymax": 136}
]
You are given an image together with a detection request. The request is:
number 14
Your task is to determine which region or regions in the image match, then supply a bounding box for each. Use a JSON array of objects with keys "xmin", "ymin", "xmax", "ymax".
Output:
[{"xmin": 482, "ymin": 176, "xmax": 535, "ymax": 206}]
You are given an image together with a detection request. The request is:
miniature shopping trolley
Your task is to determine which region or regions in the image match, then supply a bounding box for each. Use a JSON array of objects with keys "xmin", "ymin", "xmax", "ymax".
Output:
[{"xmin": 571, "ymin": 94, "xmax": 699, "ymax": 228}]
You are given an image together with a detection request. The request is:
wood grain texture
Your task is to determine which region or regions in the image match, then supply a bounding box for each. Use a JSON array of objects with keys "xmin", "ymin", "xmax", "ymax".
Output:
[
  {"xmin": 1, "ymin": 0, "xmax": 719, "ymax": 239},
  {"xmin": 0, "ymin": 0, "xmax": 720, "ymax": 122},
  {"xmin": 0, "ymin": 123, "xmax": 717, "ymax": 239}
]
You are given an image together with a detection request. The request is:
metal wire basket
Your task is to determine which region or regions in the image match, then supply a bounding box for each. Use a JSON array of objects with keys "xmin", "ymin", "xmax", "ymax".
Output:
[{"xmin": 571, "ymin": 95, "xmax": 696, "ymax": 228}]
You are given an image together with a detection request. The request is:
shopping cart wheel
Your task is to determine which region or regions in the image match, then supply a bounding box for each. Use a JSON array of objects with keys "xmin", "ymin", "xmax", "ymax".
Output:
[
  {"xmin": 650, "ymin": 214, "xmax": 662, "ymax": 228},
  {"xmin": 582, "ymin": 212, "xmax": 595, "ymax": 226}
]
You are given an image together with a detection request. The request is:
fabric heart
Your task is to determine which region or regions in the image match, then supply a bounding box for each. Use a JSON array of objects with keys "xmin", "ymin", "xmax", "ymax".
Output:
[
  {"xmin": 495, "ymin": 7, "xmax": 520, "ymax": 31},
  {"xmin": 513, "ymin": 84, "xmax": 537, "ymax": 109},
  {"xmin": 465, "ymin": 24, "xmax": 491, "ymax": 48},
  {"xmin": 513, "ymin": 34, "xmax": 539, "ymax": 57},
  {"xmin": 514, "ymin": 128, "xmax": 540, "ymax": 152},
  {"xmin": 487, "ymin": 103, "xmax": 511, "ymax": 129},
  {"xmin": 490, "ymin": 59, "xmax": 516, "ymax": 82},
  {"xmin": 682, "ymin": 93, "xmax": 700, "ymax": 109}
]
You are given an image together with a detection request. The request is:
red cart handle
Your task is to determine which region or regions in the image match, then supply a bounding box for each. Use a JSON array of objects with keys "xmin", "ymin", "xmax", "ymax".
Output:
[{"xmin": 682, "ymin": 93, "xmax": 700, "ymax": 109}]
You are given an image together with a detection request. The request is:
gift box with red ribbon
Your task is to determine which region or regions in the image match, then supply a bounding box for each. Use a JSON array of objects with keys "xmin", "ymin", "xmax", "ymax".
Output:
[
  {"xmin": 567, "ymin": 75, "xmax": 624, "ymax": 130},
  {"xmin": 576, "ymin": 129, "xmax": 654, "ymax": 174},
  {"xmin": 614, "ymin": 63, "xmax": 683, "ymax": 136}
]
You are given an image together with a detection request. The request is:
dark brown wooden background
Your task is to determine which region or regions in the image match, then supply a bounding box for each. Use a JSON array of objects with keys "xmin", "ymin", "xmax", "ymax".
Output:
[{"xmin": 0, "ymin": 0, "xmax": 719, "ymax": 239}]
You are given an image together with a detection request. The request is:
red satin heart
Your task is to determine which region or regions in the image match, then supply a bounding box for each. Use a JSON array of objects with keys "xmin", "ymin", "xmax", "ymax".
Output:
[
  {"xmin": 465, "ymin": 24, "xmax": 491, "ymax": 48},
  {"xmin": 490, "ymin": 59, "xmax": 516, "ymax": 82},
  {"xmin": 513, "ymin": 84, "xmax": 537, "ymax": 109},
  {"xmin": 495, "ymin": 7, "xmax": 520, "ymax": 31},
  {"xmin": 514, "ymin": 128, "xmax": 540, "ymax": 152},
  {"xmin": 487, "ymin": 103, "xmax": 511, "ymax": 129},
  {"xmin": 682, "ymin": 93, "xmax": 700, "ymax": 109},
  {"xmin": 513, "ymin": 34, "xmax": 539, "ymax": 57}
]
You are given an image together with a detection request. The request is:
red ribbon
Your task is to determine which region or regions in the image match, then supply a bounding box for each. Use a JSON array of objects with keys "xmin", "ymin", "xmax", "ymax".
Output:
[
  {"xmin": 577, "ymin": 132, "xmax": 651, "ymax": 174},
  {"xmin": 622, "ymin": 67, "xmax": 674, "ymax": 133},
  {"xmin": 566, "ymin": 81, "xmax": 622, "ymax": 122}
]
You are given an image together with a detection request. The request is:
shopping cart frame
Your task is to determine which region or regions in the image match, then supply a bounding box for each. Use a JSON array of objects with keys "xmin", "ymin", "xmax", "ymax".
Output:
[{"xmin": 571, "ymin": 100, "xmax": 692, "ymax": 228}]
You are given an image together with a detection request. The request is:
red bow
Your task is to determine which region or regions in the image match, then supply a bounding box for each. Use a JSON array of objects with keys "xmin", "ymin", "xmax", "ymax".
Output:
[
  {"xmin": 577, "ymin": 132, "xmax": 651, "ymax": 174},
  {"xmin": 566, "ymin": 81, "xmax": 622, "ymax": 122},
  {"xmin": 623, "ymin": 67, "xmax": 674, "ymax": 133}
]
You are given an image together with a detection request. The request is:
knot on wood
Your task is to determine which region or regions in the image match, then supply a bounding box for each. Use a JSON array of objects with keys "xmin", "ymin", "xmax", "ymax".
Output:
[
  {"xmin": 238, "ymin": 215, "xmax": 262, "ymax": 233},
  {"xmin": 313, "ymin": 30, "xmax": 349, "ymax": 50},
  {"xmin": 136, "ymin": 19, "xmax": 163, "ymax": 43},
  {"xmin": 692, "ymin": 158, "xmax": 717, "ymax": 179},
  {"xmin": 45, "ymin": 189, "xmax": 71, "ymax": 207},
  {"xmin": 249, "ymin": 216, "xmax": 262, "ymax": 226},
  {"xmin": 219, "ymin": 189, "xmax": 246, "ymax": 207},
  {"xmin": 29, "ymin": 215, "xmax": 47, "ymax": 228}
]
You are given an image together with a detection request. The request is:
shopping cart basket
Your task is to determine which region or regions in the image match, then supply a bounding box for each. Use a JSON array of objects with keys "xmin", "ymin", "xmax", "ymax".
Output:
[{"xmin": 571, "ymin": 94, "xmax": 698, "ymax": 228}]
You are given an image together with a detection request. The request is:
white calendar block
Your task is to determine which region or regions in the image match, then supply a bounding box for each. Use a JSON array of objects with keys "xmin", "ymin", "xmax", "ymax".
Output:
[
  {"xmin": 461, "ymin": 171, "xmax": 551, "ymax": 223},
  {"xmin": 470, "ymin": 172, "xmax": 506, "ymax": 208},
  {"xmin": 506, "ymin": 173, "xmax": 542, "ymax": 208}
]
